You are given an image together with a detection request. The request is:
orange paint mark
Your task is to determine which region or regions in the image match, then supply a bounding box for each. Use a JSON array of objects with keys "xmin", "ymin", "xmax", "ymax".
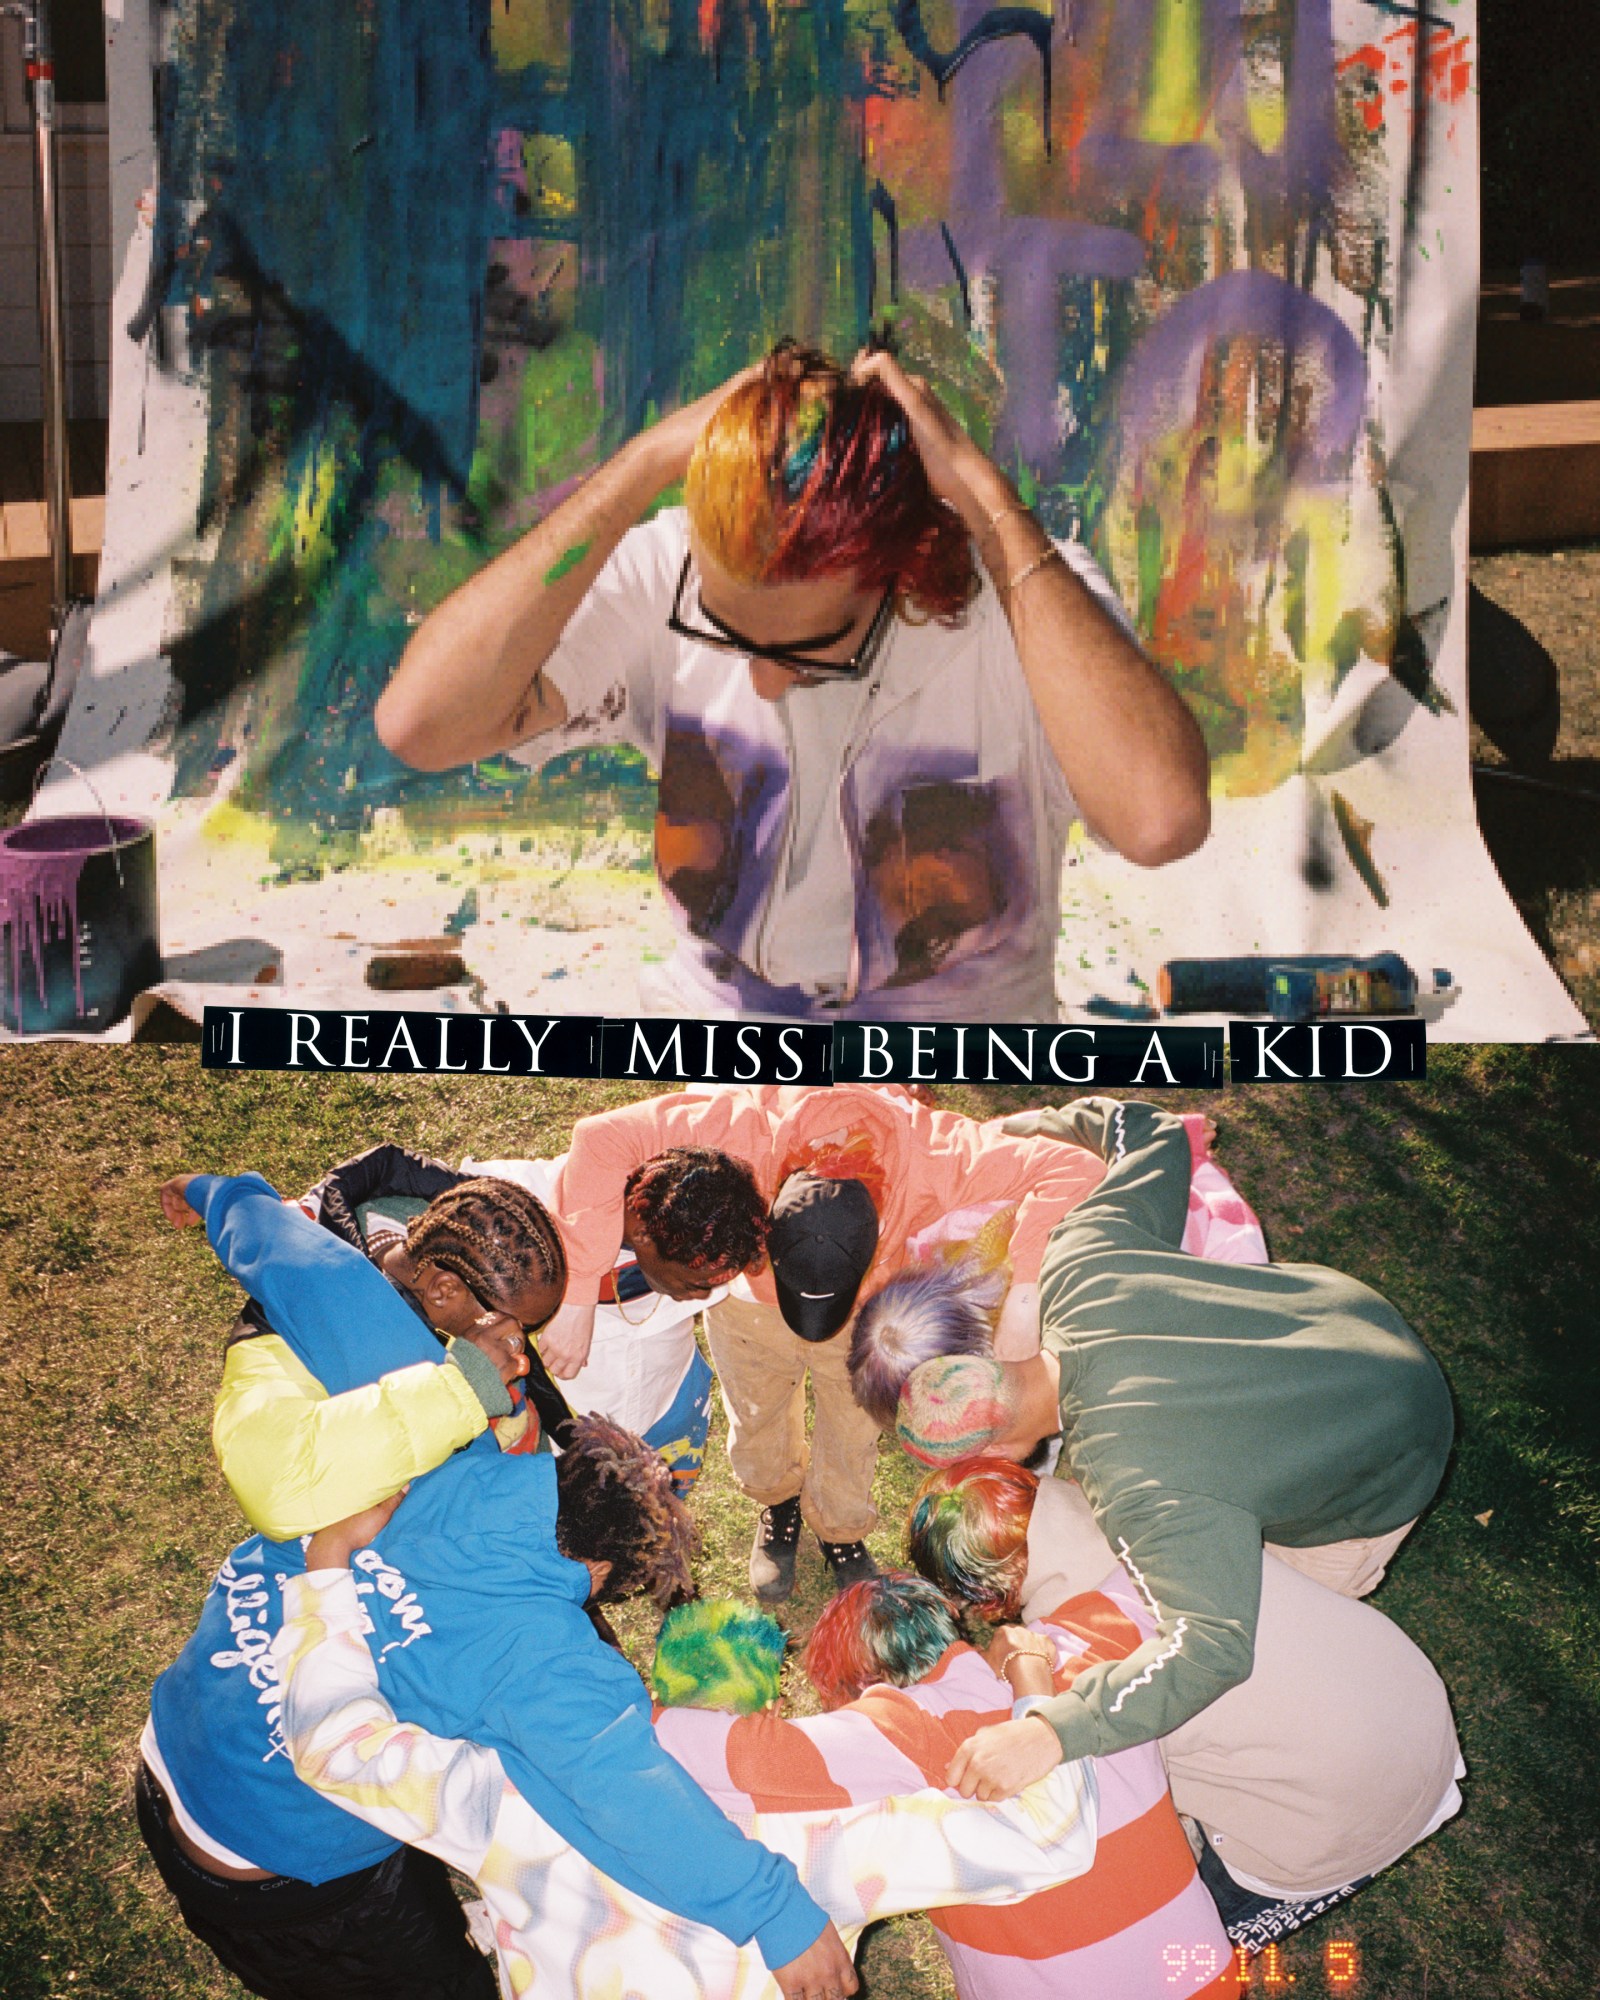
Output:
[{"xmin": 1427, "ymin": 35, "xmax": 1474, "ymax": 105}]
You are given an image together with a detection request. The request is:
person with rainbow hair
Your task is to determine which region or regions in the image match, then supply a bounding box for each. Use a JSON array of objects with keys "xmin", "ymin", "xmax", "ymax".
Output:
[
  {"xmin": 275, "ymin": 1567, "xmax": 1106, "ymax": 2000},
  {"xmin": 907, "ymin": 1459, "xmax": 1464, "ymax": 1955},
  {"xmin": 889, "ymin": 1096, "xmax": 1454, "ymax": 1825},
  {"xmin": 377, "ymin": 339, "xmax": 1209, "ymax": 1021}
]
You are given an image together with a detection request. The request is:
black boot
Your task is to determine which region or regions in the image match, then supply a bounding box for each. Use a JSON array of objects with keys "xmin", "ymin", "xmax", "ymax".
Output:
[
  {"xmin": 750, "ymin": 1496, "xmax": 803, "ymax": 1602},
  {"xmin": 818, "ymin": 1538, "xmax": 880, "ymax": 1592}
]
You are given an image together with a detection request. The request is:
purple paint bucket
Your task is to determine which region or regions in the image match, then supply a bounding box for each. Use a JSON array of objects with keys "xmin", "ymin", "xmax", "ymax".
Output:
[{"xmin": 0, "ymin": 814, "xmax": 163, "ymax": 1034}]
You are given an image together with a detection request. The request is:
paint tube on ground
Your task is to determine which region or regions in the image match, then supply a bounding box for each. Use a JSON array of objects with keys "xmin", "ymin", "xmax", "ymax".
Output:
[
  {"xmin": 1267, "ymin": 954, "xmax": 1418, "ymax": 1020},
  {"xmin": 1158, "ymin": 955, "xmax": 1356, "ymax": 1014},
  {"xmin": 1158, "ymin": 953, "xmax": 1422, "ymax": 1016}
]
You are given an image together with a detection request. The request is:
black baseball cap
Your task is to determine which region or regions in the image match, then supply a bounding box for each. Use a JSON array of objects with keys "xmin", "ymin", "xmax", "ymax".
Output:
[{"xmin": 767, "ymin": 1173, "xmax": 880, "ymax": 1343}]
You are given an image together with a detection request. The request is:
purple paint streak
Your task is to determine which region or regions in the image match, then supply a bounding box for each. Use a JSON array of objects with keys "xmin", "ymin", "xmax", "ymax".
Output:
[
  {"xmin": 899, "ymin": 8, "xmax": 1146, "ymax": 472},
  {"xmin": 1114, "ymin": 269, "xmax": 1367, "ymax": 475}
]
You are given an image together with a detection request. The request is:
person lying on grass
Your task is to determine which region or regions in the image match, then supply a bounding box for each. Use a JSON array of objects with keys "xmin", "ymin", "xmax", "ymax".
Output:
[
  {"xmin": 907, "ymin": 1458, "xmax": 1465, "ymax": 1954},
  {"xmin": 160, "ymin": 1168, "xmax": 571, "ymax": 1537},
  {"xmin": 142, "ymin": 1173, "xmax": 855, "ymax": 2000},
  {"xmin": 275, "ymin": 1558, "xmax": 1105, "ymax": 1999}
]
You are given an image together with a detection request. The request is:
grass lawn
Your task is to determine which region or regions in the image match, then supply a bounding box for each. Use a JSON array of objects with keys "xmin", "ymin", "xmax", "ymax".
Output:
[{"xmin": 1, "ymin": 1050, "xmax": 1598, "ymax": 1999}]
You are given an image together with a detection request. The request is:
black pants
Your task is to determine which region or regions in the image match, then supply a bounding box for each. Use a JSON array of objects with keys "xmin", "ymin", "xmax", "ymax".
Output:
[
  {"xmin": 1194, "ymin": 1824, "xmax": 1371, "ymax": 1954},
  {"xmin": 135, "ymin": 1762, "xmax": 498, "ymax": 2000}
]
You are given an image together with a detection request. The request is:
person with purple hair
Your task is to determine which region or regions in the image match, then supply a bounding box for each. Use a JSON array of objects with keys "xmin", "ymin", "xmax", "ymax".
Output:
[
  {"xmin": 890, "ymin": 1095, "xmax": 1454, "ymax": 1820},
  {"xmin": 377, "ymin": 340, "xmax": 1209, "ymax": 1023},
  {"xmin": 847, "ymin": 1256, "xmax": 1007, "ymax": 1431}
]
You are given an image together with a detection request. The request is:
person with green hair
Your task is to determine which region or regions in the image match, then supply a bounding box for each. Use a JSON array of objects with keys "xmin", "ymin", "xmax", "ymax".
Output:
[
  {"xmin": 650, "ymin": 1578, "xmax": 1241, "ymax": 1999},
  {"xmin": 276, "ymin": 1568, "xmax": 1100, "ymax": 2000},
  {"xmin": 652, "ymin": 1598, "xmax": 789, "ymax": 1714}
]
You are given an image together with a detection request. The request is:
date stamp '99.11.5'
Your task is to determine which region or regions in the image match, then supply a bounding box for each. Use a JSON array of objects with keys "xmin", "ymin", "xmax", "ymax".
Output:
[{"xmin": 1164, "ymin": 1938, "xmax": 1362, "ymax": 1989}]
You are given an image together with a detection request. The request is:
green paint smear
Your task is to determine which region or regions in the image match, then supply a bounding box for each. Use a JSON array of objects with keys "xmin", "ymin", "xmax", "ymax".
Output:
[
  {"xmin": 1136, "ymin": 502, "xmax": 1165, "ymax": 634},
  {"xmin": 1141, "ymin": 0, "xmax": 1206, "ymax": 147},
  {"xmin": 1332, "ymin": 788, "xmax": 1390, "ymax": 909},
  {"xmin": 544, "ymin": 539, "xmax": 593, "ymax": 586}
]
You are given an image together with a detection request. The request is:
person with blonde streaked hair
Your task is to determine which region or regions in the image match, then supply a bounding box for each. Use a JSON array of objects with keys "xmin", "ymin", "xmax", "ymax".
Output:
[{"xmin": 377, "ymin": 337, "xmax": 1208, "ymax": 1022}]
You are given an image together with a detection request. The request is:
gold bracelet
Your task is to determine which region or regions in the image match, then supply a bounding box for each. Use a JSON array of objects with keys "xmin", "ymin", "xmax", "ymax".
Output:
[
  {"xmin": 998, "ymin": 1636, "xmax": 1055, "ymax": 1675},
  {"xmin": 1004, "ymin": 545, "xmax": 1065, "ymax": 595},
  {"xmin": 984, "ymin": 497, "xmax": 1034, "ymax": 534}
]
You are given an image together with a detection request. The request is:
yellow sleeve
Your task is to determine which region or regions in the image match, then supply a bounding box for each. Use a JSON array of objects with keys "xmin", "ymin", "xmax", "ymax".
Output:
[{"xmin": 212, "ymin": 1331, "xmax": 488, "ymax": 1540}]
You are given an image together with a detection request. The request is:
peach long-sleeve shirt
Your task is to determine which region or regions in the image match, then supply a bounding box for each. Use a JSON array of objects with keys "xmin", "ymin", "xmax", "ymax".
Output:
[{"xmin": 551, "ymin": 1085, "xmax": 1107, "ymax": 1308}]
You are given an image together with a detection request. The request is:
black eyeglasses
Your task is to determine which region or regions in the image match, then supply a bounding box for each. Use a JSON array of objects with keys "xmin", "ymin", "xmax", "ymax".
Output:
[{"xmin": 666, "ymin": 555, "xmax": 897, "ymax": 682}]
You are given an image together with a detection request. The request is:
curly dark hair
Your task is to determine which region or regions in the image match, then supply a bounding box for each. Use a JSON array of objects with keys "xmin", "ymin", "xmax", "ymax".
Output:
[
  {"xmin": 405, "ymin": 1177, "xmax": 567, "ymax": 1307},
  {"xmin": 554, "ymin": 1414, "xmax": 700, "ymax": 1610},
  {"xmin": 623, "ymin": 1148, "xmax": 767, "ymax": 1274}
]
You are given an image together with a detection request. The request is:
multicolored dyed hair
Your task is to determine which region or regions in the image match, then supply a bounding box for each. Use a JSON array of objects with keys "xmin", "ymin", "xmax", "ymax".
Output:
[
  {"xmin": 652, "ymin": 1597, "xmax": 788, "ymax": 1714},
  {"xmin": 848, "ymin": 1258, "xmax": 1004, "ymax": 1430},
  {"xmin": 907, "ymin": 1459, "xmax": 1040, "ymax": 1621},
  {"xmin": 895, "ymin": 1354, "xmax": 1017, "ymax": 1466},
  {"xmin": 685, "ymin": 340, "xmax": 979, "ymax": 625},
  {"xmin": 623, "ymin": 1147, "xmax": 767, "ymax": 1275},
  {"xmin": 801, "ymin": 1572, "xmax": 961, "ymax": 1710},
  {"xmin": 553, "ymin": 1413, "xmax": 700, "ymax": 1610}
]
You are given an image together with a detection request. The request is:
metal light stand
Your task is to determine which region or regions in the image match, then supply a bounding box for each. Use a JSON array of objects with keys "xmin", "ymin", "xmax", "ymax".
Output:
[{"xmin": 7, "ymin": 0, "xmax": 73, "ymax": 634}]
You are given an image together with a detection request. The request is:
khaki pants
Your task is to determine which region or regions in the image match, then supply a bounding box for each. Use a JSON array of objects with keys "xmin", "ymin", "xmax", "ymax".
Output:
[
  {"xmin": 1021, "ymin": 1479, "xmax": 1461, "ymax": 1899},
  {"xmin": 1262, "ymin": 1521, "xmax": 1415, "ymax": 1599},
  {"xmin": 703, "ymin": 1295, "xmax": 881, "ymax": 1544}
]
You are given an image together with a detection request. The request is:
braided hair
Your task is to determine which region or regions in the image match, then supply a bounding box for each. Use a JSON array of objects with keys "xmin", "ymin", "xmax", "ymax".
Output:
[
  {"xmin": 404, "ymin": 1177, "xmax": 567, "ymax": 1310},
  {"xmin": 554, "ymin": 1413, "xmax": 700, "ymax": 1610},
  {"xmin": 623, "ymin": 1148, "xmax": 767, "ymax": 1275}
]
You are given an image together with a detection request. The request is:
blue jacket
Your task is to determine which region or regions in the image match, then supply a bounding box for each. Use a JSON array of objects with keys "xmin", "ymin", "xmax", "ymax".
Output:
[{"xmin": 149, "ymin": 1175, "xmax": 825, "ymax": 1970}]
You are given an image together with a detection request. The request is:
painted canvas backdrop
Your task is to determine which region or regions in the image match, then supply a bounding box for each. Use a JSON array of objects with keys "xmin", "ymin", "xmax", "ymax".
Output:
[{"xmin": 25, "ymin": 0, "xmax": 1586, "ymax": 1037}]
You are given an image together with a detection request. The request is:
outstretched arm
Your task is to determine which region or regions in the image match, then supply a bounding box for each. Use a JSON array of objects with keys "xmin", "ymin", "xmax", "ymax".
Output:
[
  {"xmin": 1006, "ymin": 1098, "xmax": 1195, "ymax": 1251},
  {"xmin": 213, "ymin": 1331, "xmax": 497, "ymax": 1541},
  {"xmin": 177, "ymin": 1174, "xmax": 506, "ymax": 1537},
  {"xmin": 304, "ymin": 1144, "xmax": 463, "ymax": 1249}
]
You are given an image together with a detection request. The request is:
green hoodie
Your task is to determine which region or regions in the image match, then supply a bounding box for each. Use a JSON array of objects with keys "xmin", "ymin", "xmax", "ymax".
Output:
[{"xmin": 1014, "ymin": 1098, "xmax": 1453, "ymax": 1764}]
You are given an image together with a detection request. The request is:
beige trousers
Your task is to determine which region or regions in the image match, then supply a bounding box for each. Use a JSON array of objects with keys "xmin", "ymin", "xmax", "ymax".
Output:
[
  {"xmin": 1021, "ymin": 1478, "xmax": 1462, "ymax": 1899},
  {"xmin": 703, "ymin": 1294, "xmax": 881, "ymax": 1544},
  {"xmin": 1262, "ymin": 1521, "xmax": 1416, "ymax": 1599}
]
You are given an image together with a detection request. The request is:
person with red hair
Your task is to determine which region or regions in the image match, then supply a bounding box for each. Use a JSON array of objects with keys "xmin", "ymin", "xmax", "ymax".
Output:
[{"xmin": 377, "ymin": 340, "xmax": 1209, "ymax": 1021}]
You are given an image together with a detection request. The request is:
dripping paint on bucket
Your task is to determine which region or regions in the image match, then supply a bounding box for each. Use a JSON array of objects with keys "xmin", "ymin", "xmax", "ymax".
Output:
[{"xmin": 0, "ymin": 816, "xmax": 163, "ymax": 1033}]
